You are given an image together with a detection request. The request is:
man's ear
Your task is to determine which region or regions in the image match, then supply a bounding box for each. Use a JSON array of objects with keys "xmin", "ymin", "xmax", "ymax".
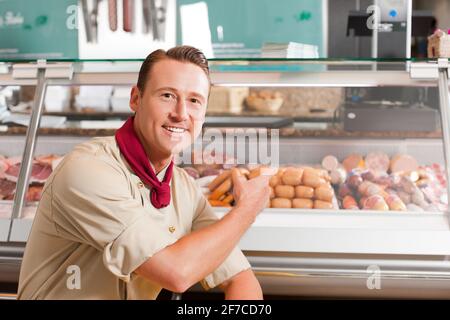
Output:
[{"xmin": 130, "ymin": 86, "xmax": 141, "ymax": 112}]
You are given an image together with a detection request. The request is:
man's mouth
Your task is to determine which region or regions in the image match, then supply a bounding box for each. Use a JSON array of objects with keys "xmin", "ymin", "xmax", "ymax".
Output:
[{"xmin": 162, "ymin": 125, "xmax": 187, "ymax": 134}]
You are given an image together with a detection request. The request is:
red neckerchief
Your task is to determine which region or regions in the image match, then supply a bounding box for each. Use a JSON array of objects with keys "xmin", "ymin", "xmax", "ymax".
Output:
[{"xmin": 115, "ymin": 117, "xmax": 174, "ymax": 208}]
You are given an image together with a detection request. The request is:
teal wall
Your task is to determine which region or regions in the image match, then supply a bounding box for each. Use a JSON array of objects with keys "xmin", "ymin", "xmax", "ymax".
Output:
[
  {"xmin": 177, "ymin": 0, "xmax": 324, "ymax": 56},
  {"xmin": 0, "ymin": 0, "xmax": 78, "ymax": 60}
]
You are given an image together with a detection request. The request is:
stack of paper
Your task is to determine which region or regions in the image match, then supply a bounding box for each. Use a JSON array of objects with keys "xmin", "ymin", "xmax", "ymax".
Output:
[{"xmin": 261, "ymin": 42, "xmax": 319, "ymax": 58}]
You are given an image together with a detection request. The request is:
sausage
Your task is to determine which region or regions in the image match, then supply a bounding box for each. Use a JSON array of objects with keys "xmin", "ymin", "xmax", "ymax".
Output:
[
  {"xmin": 321, "ymin": 155, "xmax": 339, "ymax": 171},
  {"xmin": 361, "ymin": 170, "xmax": 376, "ymax": 182},
  {"xmin": 411, "ymin": 189, "xmax": 428, "ymax": 207},
  {"xmin": 281, "ymin": 168, "xmax": 303, "ymax": 186},
  {"xmin": 359, "ymin": 196, "xmax": 368, "ymax": 208},
  {"xmin": 338, "ymin": 184, "xmax": 353, "ymax": 199},
  {"xmin": 363, "ymin": 195, "xmax": 389, "ymax": 211},
  {"xmin": 302, "ymin": 170, "xmax": 325, "ymax": 188},
  {"xmin": 248, "ymin": 167, "xmax": 263, "ymax": 179},
  {"xmin": 208, "ymin": 199, "xmax": 231, "ymax": 207},
  {"xmin": 208, "ymin": 178, "xmax": 232, "ymax": 200},
  {"xmin": 396, "ymin": 190, "xmax": 411, "ymax": 204},
  {"xmin": 365, "ymin": 152, "xmax": 390, "ymax": 174},
  {"xmin": 239, "ymin": 168, "xmax": 250, "ymax": 178},
  {"xmin": 390, "ymin": 154, "xmax": 419, "ymax": 174},
  {"xmin": 399, "ymin": 176, "xmax": 417, "ymax": 194},
  {"xmin": 330, "ymin": 167, "xmax": 347, "ymax": 185},
  {"xmin": 364, "ymin": 182, "xmax": 384, "ymax": 197},
  {"xmin": 347, "ymin": 174, "xmax": 363, "ymax": 189},
  {"xmin": 314, "ymin": 185, "xmax": 334, "ymax": 202},
  {"xmin": 416, "ymin": 178, "xmax": 429, "ymax": 188},
  {"xmin": 374, "ymin": 175, "xmax": 396, "ymax": 188},
  {"xmin": 222, "ymin": 193, "xmax": 234, "ymax": 205},
  {"xmin": 269, "ymin": 175, "xmax": 280, "ymax": 187},
  {"xmin": 357, "ymin": 180, "xmax": 372, "ymax": 195},
  {"xmin": 292, "ymin": 198, "xmax": 314, "ymax": 209},
  {"xmin": 314, "ymin": 200, "xmax": 333, "ymax": 209},
  {"xmin": 317, "ymin": 169, "xmax": 331, "ymax": 182},
  {"xmin": 295, "ymin": 185, "xmax": 314, "ymax": 199},
  {"xmin": 271, "ymin": 198, "xmax": 292, "ymax": 208},
  {"xmin": 385, "ymin": 194, "xmax": 406, "ymax": 211},
  {"xmin": 276, "ymin": 167, "xmax": 287, "ymax": 178},
  {"xmin": 123, "ymin": 0, "xmax": 134, "ymax": 32},
  {"xmin": 342, "ymin": 154, "xmax": 364, "ymax": 173},
  {"xmin": 108, "ymin": 0, "xmax": 118, "ymax": 32},
  {"xmin": 208, "ymin": 170, "xmax": 231, "ymax": 192},
  {"xmin": 274, "ymin": 185, "xmax": 295, "ymax": 199},
  {"xmin": 342, "ymin": 195, "xmax": 359, "ymax": 210}
]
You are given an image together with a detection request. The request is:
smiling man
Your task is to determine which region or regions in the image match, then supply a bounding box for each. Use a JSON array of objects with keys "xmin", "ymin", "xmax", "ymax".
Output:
[{"xmin": 17, "ymin": 46, "xmax": 271, "ymax": 300}]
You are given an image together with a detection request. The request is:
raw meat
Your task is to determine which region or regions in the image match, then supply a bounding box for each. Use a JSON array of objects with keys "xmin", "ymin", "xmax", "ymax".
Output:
[
  {"xmin": 5, "ymin": 161, "xmax": 52, "ymax": 183},
  {"xmin": 0, "ymin": 178, "xmax": 16, "ymax": 199},
  {"xmin": 4, "ymin": 163, "xmax": 20, "ymax": 181},
  {"xmin": 26, "ymin": 185, "xmax": 43, "ymax": 202},
  {"xmin": 31, "ymin": 163, "xmax": 52, "ymax": 183}
]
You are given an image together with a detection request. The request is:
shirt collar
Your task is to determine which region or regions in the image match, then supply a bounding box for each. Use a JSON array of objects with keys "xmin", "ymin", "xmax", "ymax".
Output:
[{"xmin": 150, "ymin": 161, "xmax": 171, "ymax": 181}]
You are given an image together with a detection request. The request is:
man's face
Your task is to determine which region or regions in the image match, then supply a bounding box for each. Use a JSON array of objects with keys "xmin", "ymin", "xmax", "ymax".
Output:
[{"xmin": 130, "ymin": 59, "xmax": 210, "ymax": 158}]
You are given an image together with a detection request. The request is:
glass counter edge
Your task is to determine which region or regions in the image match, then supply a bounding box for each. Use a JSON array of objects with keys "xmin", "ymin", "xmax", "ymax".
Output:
[
  {"xmin": 0, "ymin": 57, "xmax": 444, "ymax": 64},
  {"xmin": 0, "ymin": 58, "xmax": 444, "ymax": 75}
]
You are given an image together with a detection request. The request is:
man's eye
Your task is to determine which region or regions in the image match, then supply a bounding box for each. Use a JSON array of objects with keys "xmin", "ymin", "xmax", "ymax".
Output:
[
  {"xmin": 190, "ymin": 98, "xmax": 201, "ymax": 104},
  {"xmin": 162, "ymin": 93, "xmax": 175, "ymax": 99}
]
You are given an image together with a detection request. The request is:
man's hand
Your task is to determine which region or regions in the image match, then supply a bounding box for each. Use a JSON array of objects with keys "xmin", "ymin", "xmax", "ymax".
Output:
[
  {"xmin": 232, "ymin": 168, "xmax": 272, "ymax": 217},
  {"xmin": 219, "ymin": 269, "xmax": 263, "ymax": 300}
]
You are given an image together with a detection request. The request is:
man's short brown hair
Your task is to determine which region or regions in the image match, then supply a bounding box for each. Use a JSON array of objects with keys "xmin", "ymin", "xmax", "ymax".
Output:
[{"xmin": 137, "ymin": 45, "xmax": 210, "ymax": 93}]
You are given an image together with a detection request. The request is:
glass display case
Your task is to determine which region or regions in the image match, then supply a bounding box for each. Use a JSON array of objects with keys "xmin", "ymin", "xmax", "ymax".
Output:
[{"xmin": 0, "ymin": 57, "xmax": 450, "ymax": 298}]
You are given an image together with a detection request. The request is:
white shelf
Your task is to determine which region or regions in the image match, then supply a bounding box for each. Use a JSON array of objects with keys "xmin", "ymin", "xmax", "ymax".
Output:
[{"xmin": 216, "ymin": 208, "xmax": 450, "ymax": 255}]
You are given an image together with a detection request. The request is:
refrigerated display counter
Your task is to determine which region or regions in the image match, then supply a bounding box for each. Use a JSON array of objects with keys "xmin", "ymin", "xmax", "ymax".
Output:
[{"xmin": 1, "ymin": 58, "xmax": 450, "ymax": 298}]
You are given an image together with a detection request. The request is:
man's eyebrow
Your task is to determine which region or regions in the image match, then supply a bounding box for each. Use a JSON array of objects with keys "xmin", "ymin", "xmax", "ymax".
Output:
[
  {"xmin": 189, "ymin": 91, "xmax": 207, "ymax": 102},
  {"xmin": 155, "ymin": 87, "xmax": 178, "ymax": 93},
  {"xmin": 156, "ymin": 87, "xmax": 206, "ymax": 102}
]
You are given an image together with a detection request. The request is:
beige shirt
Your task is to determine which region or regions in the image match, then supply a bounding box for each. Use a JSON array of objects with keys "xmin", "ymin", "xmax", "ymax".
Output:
[{"xmin": 17, "ymin": 136, "xmax": 250, "ymax": 300}]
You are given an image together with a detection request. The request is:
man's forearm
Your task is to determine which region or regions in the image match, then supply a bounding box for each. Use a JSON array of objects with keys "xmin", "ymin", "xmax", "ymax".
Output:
[
  {"xmin": 222, "ymin": 269, "xmax": 263, "ymax": 300},
  {"xmin": 137, "ymin": 204, "xmax": 257, "ymax": 291}
]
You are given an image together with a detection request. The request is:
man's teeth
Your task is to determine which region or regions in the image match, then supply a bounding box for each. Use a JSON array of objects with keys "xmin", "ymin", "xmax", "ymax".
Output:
[{"xmin": 165, "ymin": 126, "xmax": 186, "ymax": 133}]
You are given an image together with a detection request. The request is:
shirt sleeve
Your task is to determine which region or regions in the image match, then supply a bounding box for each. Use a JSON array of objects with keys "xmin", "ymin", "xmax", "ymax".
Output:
[
  {"xmin": 50, "ymin": 154, "xmax": 177, "ymax": 282},
  {"xmin": 190, "ymin": 177, "xmax": 251, "ymax": 290}
]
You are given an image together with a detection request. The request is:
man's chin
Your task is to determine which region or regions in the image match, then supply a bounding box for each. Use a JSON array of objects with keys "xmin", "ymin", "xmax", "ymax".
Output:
[{"xmin": 157, "ymin": 141, "xmax": 186, "ymax": 155}]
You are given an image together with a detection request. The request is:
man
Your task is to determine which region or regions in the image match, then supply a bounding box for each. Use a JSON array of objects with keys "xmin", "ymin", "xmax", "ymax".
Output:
[{"xmin": 18, "ymin": 46, "xmax": 271, "ymax": 299}]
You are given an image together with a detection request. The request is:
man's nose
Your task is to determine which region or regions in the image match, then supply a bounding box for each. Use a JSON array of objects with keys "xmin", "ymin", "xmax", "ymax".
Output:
[{"xmin": 171, "ymin": 99, "xmax": 188, "ymax": 121}]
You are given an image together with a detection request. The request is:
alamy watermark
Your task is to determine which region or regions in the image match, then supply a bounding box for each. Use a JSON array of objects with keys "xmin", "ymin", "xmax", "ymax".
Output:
[
  {"xmin": 175, "ymin": 128, "xmax": 280, "ymax": 167},
  {"xmin": 366, "ymin": 264, "xmax": 381, "ymax": 290},
  {"xmin": 66, "ymin": 264, "xmax": 81, "ymax": 290}
]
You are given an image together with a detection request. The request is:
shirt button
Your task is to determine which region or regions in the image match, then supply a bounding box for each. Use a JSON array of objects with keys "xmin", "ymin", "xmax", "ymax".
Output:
[
  {"xmin": 169, "ymin": 226, "xmax": 176, "ymax": 233},
  {"xmin": 137, "ymin": 181, "xmax": 144, "ymax": 188}
]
